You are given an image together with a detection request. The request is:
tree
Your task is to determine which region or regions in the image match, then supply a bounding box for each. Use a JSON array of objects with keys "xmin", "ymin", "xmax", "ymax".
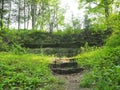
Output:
[
  {"xmin": 18, "ymin": 0, "xmax": 21, "ymax": 30},
  {"xmin": 84, "ymin": 13, "xmax": 90, "ymax": 31},
  {"xmin": 79, "ymin": 0, "xmax": 114, "ymax": 30},
  {"xmin": 0, "ymin": 0, "xmax": 64, "ymax": 31},
  {"xmin": 7, "ymin": 0, "xmax": 11, "ymax": 29},
  {"xmin": 0, "ymin": 0, "xmax": 12, "ymax": 29},
  {"xmin": 0, "ymin": 19, "xmax": 3, "ymax": 29},
  {"xmin": 27, "ymin": 0, "xmax": 63, "ymax": 32},
  {"xmin": 0, "ymin": 0, "xmax": 4, "ymax": 21},
  {"xmin": 23, "ymin": 0, "xmax": 26, "ymax": 29}
]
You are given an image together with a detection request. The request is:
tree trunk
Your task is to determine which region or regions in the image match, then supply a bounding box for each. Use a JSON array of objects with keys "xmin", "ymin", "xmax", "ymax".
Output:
[
  {"xmin": 7, "ymin": 1, "xmax": 11, "ymax": 29},
  {"xmin": 103, "ymin": 0, "xmax": 110, "ymax": 30},
  {"xmin": 0, "ymin": 0, "xmax": 4, "ymax": 29},
  {"xmin": 18, "ymin": 0, "xmax": 21, "ymax": 30},
  {"xmin": 24, "ymin": 0, "xmax": 26, "ymax": 30},
  {"xmin": 49, "ymin": 7, "xmax": 56, "ymax": 33},
  {"xmin": 49, "ymin": 22, "xmax": 53, "ymax": 33},
  {"xmin": 1, "ymin": 0, "xmax": 4, "ymax": 21},
  {"xmin": 27, "ymin": 4, "xmax": 30, "ymax": 29},
  {"xmin": 31, "ymin": 3, "xmax": 36, "ymax": 30}
]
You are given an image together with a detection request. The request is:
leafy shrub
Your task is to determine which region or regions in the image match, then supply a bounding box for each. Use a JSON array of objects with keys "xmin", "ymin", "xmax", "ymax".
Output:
[
  {"xmin": 1, "ymin": 42, "xmax": 9, "ymax": 51},
  {"xmin": 77, "ymin": 46, "xmax": 120, "ymax": 90},
  {"xmin": 77, "ymin": 28, "xmax": 120, "ymax": 89},
  {"xmin": 106, "ymin": 30, "xmax": 120, "ymax": 47},
  {"xmin": 106, "ymin": 46, "xmax": 120, "ymax": 65},
  {"xmin": 10, "ymin": 44, "xmax": 28, "ymax": 54}
]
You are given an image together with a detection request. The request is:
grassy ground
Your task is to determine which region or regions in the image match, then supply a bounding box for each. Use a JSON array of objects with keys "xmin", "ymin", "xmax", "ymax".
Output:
[
  {"xmin": 76, "ymin": 46, "xmax": 120, "ymax": 90},
  {"xmin": 0, "ymin": 52, "xmax": 62, "ymax": 90},
  {"xmin": 0, "ymin": 26, "xmax": 119, "ymax": 90}
]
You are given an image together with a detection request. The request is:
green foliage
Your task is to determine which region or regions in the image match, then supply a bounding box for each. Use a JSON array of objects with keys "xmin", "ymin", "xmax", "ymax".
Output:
[
  {"xmin": 106, "ymin": 30, "xmax": 120, "ymax": 47},
  {"xmin": 22, "ymin": 29, "xmax": 110, "ymax": 48},
  {"xmin": 106, "ymin": 46, "xmax": 120, "ymax": 65},
  {"xmin": 79, "ymin": 0, "xmax": 115, "ymax": 31},
  {"xmin": 1, "ymin": 42, "xmax": 9, "ymax": 51},
  {"xmin": 76, "ymin": 28, "xmax": 120, "ymax": 88},
  {"xmin": 0, "ymin": 28, "xmax": 26, "ymax": 52},
  {"xmin": 76, "ymin": 19, "xmax": 119, "ymax": 89},
  {"xmin": 89, "ymin": 17, "xmax": 107, "ymax": 31},
  {"xmin": 80, "ymin": 72, "xmax": 95, "ymax": 88},
  {"xmin": 10, "ymin": 44, "xmax": 28, "ymax": 54},
  {"xmin": 77, "ymin": 46, "xmax": 120, "ymax": 90},
  {"xmin": 0, "ymin": 52, "xmax": 58, "ymax": 90},
  {"xmin": 109, "ymin": 13, "xmax": 120, "ymax": 30},
  {"xmin": 0, "ymin": 28, "xmax": 111, "ymax": 57},
  {"xmin": 76, "ymin": 47, "xmax": 105, "ymax": 69}
]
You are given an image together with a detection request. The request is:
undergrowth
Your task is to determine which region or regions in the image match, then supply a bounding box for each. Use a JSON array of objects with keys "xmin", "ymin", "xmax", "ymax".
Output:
[
  {"xmin": 0, "ymin": 52, "xmax": 60, "ymax": 90},
  {"xmin": 76, "ymin": 30, "xmax": 120, "ymax": 90}
]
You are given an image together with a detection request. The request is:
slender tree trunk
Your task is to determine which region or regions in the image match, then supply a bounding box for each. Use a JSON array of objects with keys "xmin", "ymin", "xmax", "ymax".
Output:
[
  {"xmin": 31, "ymin": 3, "xmax": 36, "ymax": 30},
  {"xmin": 40, "ymin": 2, "xmax": 44, "ymax": 30},
  {"xmin": 84, "ymin": 14, "xmax": 90, "ymax": 31},
  {"xmin": 55, "ymin": 7, "xmax": 59, "ymax": 31},
  {"xmin": 49, "ymin": 22, "xmax": 53, "ymax": 33},
  {"xmin": 49, "ymin": 7, "xmax": 56, "ymax": 33},
  {"xmin": 0, "ymin": 0, "xmax": 4, "ymax": 29},
  {"xmin": 103, "ymin": 0, "xmax": 110, "ymax": 30},
  {"xmin": 24, "ymin": 0, "xmax": 26, "ymax": 29},
  {"xmin": 7, "ymin": 1, "xmax": 11, "ymax": 29},
  {"xmin": 1, "ymin": 0, "xmax": 4, "ymax": 21},
  {"xmin": 27, "ymin": 4, "xmax": 30, "ymax": 29},
  {"xmin": 18, "ymin": 0, "xmax": 21, "ymax": 30}
]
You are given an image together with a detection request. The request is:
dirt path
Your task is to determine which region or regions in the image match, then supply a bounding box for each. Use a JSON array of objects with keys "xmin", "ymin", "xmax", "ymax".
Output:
[{"xmin": 54, "ymin": 71, "xmax": 89, "ymax": 90}]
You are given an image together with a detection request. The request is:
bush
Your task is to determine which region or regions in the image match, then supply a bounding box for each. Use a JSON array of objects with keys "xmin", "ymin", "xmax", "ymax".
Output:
[
  {"xmin": 10, "ymin": 43, "xmax": 28, "ymax": 54},
  {"xmin": 106, "ymin": 30, "xmax": 120, "ymax": 47},
  {"xmin": 77, "ymin": 46, "xmax": 120, "ymax": 90},
  {"xmin": 77, "ymin": 28, "xmax": 120, "ymax": 89}
]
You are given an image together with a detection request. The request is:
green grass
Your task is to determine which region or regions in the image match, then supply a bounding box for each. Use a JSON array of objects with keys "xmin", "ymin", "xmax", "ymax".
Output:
[
  {"xmin": 76, "ymin": 47, "xmax": 106, "ymax": 69},
  {"xmin": 0, "ymin": 52, "xmax": 59, "ymax": 90},
  {"xmin": 76, "ymin": 30, "xmax": 120, "ymax": 90},
  {"xmin": 76, "ymin": 46, "xmax": 120, "ymax": 90}
]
